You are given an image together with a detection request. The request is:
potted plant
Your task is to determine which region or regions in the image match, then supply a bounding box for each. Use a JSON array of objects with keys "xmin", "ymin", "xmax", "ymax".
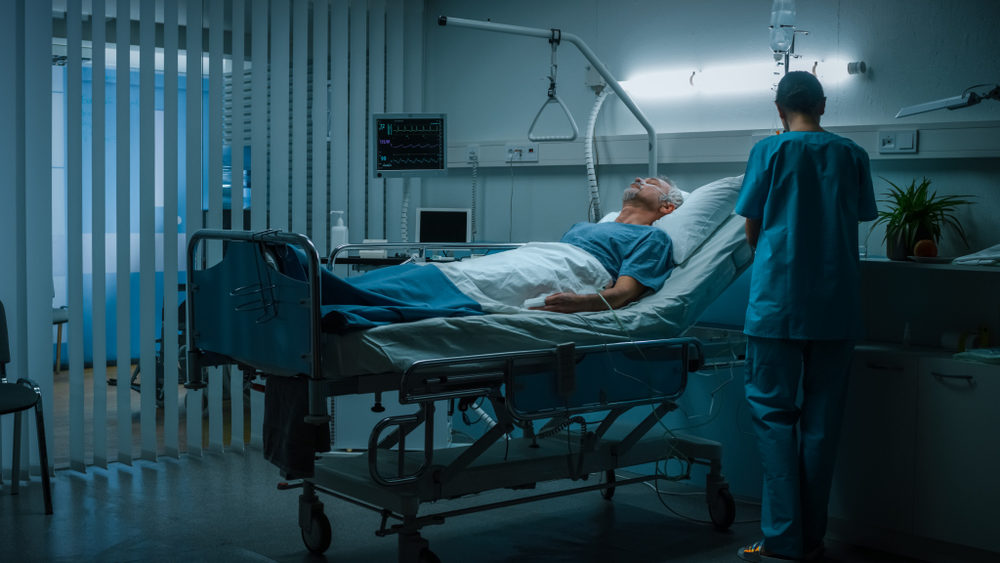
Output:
[{"xmin": 870, "ymin": 177, "xmax": 973, "ymax": 261}]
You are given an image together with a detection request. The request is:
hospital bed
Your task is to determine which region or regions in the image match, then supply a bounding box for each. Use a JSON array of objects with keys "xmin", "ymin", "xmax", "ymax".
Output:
[{"xmin": 184, "ymin": 176, "xmax": 751, "ymax": 563}]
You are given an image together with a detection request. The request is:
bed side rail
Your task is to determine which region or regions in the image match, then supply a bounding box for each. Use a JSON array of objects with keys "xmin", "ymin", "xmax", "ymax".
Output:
[
  {"xmin": 507, "ymin": 337, "xmax": 702, "ymax": 420},
  {"xmin": 367, "ymin": 337, "xmax": 703, "ymax": 486},
  {"xmin": 399, "ymin": 337, "xmax": 702, "ymax": 417}
]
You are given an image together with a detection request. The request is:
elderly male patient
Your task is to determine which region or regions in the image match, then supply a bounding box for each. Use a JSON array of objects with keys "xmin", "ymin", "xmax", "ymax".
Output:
[
  {"xmin": 278, "ymin": 175, "xmax": 684, "ymax": 330},
  {"xmin": 527, "ymin": 175, "xmax": 682, "ymax": 313}
]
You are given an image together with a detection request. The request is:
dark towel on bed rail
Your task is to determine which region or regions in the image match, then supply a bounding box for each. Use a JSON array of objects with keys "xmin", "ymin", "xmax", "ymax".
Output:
[
  {"xmin": 276, "ymin": 246, "xmax": 484, "ymax": 332},
  {"xmin": 263, "ymin": 374, "xmax": 330, "ymax": 478}
]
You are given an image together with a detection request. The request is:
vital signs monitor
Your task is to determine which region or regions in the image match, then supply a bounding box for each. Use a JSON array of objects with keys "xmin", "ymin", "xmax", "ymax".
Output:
[{"xmin": 372, "ymin": 113, "xmax": 448, "ymax": 178}]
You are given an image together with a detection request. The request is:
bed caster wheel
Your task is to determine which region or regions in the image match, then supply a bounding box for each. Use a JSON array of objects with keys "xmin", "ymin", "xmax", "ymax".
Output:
[
  {"xmin": 419, "ymin": 548, "xmax": 440, "ymax": 563},
  {"xmin": 708, "ymin": 487, "xmax": 735, "ymax": 531},
  {"xmin": 301, "ymin": 512, "xmax": 332, "ymax": 554},
  {"xmin": 601, "ymin": 469, "xmax": 616, "ymax": 500}
]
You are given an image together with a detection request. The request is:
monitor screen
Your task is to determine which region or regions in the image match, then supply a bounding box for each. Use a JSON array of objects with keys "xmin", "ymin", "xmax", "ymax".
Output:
[
  {"xmin": 416, "ymin": 208, "xmax": 471, "ymax": 243},
  {"xmin": 372, "ymin": 113, "xmax": 448, "ymax": 178}
]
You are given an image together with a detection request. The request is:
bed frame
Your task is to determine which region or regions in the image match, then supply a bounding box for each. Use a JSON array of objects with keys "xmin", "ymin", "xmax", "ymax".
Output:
[{"xmin": 185, "ymin": 229, "xmax": 738, "ymax": 563}]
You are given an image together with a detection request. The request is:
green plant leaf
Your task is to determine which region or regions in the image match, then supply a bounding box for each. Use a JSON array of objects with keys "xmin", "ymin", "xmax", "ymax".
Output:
[{"xmin": 869, "ymin": 176, "xmax": 974, "ymax": 251}]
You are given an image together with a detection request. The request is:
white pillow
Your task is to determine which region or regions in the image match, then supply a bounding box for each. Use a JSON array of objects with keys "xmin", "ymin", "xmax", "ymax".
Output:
[{"xmin": 599, "ymin": 175, "xmax": 743, "ymax": 264}]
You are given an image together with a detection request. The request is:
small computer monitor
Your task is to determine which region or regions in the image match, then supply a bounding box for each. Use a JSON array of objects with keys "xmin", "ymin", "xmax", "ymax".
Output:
[
  {"xmin": 416, "ymin": 208, "xmax": 471, "ymax": 243},
  {"xmin": 372, "ymin": 113, "xmax": 448, "ymax": 178}
]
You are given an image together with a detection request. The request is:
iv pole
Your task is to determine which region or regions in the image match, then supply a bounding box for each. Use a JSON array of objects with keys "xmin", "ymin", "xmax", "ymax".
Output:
[{"xmin": 439, "ymin": 16, "xmax": 659, "ymax": 178}]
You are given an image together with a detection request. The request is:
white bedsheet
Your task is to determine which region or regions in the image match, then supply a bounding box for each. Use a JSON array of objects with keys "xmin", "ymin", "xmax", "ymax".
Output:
[
  {"xmin": 432, "ymin": 242, "xmax": 612, "ymax": 313},
  {"xmin": 325, "ymin": 213, "xmax": 753, "ymax": 376}
]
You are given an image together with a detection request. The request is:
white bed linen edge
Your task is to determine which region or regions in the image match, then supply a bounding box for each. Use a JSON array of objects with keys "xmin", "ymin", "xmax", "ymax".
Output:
[{"xmin": 432, "ymin": 242, "xmax": 612, "ymax": 314}]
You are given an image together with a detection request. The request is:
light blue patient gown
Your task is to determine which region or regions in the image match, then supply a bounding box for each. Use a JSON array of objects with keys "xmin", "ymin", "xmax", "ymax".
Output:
[
  {"xmin": 735, "ymin": 131, "xmax": 877, "ymax": 558},
  {"xmin": 559, "ymin": 221, "xmax": 674, "ymax": 292}
]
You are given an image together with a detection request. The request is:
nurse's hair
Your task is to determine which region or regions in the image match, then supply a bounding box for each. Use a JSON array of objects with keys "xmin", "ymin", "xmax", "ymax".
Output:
[{"xmin": 775, "ymin": 71, "xmax": 825, "ymax": 115}]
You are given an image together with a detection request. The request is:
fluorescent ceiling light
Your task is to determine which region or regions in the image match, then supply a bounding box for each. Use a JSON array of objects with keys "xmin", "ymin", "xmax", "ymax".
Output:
[
  {"xmin": 621, "ymin": 57, "xmax": 863, "ymax": 100},
  {"xmin": 622, "ymin": 61, "xmax": 779, "ymax": 100}
]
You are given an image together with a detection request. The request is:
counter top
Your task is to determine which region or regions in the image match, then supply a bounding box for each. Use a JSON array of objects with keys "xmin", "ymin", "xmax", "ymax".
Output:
[
  {"xmin": 857, "ymin": 342, "xmax": 1000, "ymax": 367},
  {"xmin": 861, "ymin": 257, "xmax": 1000, "ymax": 273}
]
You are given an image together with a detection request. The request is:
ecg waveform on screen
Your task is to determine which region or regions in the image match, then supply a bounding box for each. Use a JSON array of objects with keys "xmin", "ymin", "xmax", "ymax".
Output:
[
  {"xmin": 387, "ymin": 157, "xmax": 441, "ymax": 164},
  {"xmin": 374, "ymin": 117, "xmax": 446, "ymax": 172}
]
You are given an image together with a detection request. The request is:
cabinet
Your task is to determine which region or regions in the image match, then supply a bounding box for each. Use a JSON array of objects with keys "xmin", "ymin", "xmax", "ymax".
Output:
[
  {"xmin": 913, "ymin": 359, "xmax": 1000, "ymax": 552},
  {"xmin": 829, "ymin": 349, "xmax": 918, "ymax": 533},
  {"xmin": 830, "ymin": 346, "xmax": 1000, "ymax": 555}
]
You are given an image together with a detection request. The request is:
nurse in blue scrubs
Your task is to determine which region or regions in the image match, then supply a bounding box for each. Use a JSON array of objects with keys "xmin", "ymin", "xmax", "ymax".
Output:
[{"xmin": 734, "ymin": 71, "xmax": 878, "ymax": 562}]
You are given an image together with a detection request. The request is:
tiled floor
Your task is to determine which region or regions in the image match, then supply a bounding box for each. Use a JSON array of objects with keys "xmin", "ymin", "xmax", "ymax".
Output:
[{"xmin": 1, "ymin": 451, "xmax": 929, "ymax": 563}]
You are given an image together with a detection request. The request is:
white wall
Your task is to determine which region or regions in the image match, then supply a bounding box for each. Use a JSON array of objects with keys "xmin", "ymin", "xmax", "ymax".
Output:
[
  {"xmin": 428, "ymin": 0, "xmax": 1000, "ymax": 136},
  {"xmin": 421, "ymin": 0, "xmax": 1000, "ymax": 255}
]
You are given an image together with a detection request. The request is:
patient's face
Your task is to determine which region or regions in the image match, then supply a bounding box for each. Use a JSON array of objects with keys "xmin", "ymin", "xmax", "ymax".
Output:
[{"xmin": 623, "ymin": 177, "xmax": 670, "ymax": 208}]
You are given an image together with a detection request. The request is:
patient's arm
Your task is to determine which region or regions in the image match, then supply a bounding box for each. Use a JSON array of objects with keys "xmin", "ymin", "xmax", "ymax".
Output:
[{"xmin": 532, "ymin": 275, "xmax": 647, "ymax": 314}]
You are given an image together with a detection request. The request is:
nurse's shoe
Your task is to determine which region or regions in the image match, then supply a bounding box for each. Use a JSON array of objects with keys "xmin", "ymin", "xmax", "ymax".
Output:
[{"xmin": 736, "ymin": 540, "xmax": 798, "ymax": 562}]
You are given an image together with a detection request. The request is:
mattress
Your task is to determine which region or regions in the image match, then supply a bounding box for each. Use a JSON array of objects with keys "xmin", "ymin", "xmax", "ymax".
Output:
[{"xmin": 323, "ymin": 213, "xmax": 752, "ymax": 377}]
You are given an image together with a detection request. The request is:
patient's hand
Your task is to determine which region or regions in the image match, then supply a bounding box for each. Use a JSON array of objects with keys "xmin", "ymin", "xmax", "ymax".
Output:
[
  {"xmin": 530, "ymin": 292, "xmax": 603, "ymax": 314},
  {"xmin": 529, "ymin": 276, "xmax": 646, "ymax": 313}
]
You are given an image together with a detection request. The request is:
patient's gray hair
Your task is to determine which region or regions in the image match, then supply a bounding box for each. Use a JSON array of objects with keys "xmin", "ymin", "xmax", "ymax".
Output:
[{"xmin": 657, "ymin": 176, "xmax": 685, "ymax": 208}]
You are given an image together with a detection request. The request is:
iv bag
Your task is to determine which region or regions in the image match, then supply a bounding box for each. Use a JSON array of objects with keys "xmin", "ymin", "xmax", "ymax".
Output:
[{"xmin": 769, "ymin": 0, "xmax": 796, "ymax": 54}]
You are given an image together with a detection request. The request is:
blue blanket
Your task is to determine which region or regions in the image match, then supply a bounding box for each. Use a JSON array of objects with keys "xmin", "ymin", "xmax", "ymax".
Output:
[{"xmin": 275, "ymin": 246, "xmax": 484, "ymax": 331}]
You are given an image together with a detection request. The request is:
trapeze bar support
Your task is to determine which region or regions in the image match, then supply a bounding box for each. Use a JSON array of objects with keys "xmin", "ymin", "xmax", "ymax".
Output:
[{"xmin": 439, "ymin": 15, "xmax": 658, "ymax": 177}]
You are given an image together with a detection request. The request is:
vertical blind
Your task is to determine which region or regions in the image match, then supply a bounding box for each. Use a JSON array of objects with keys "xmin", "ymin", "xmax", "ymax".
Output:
[
  {"xmin": 1, "ymin": 0, "xmax": 54, "ymax": 482},
  {"xmin": 18, "ymin": 0, "xmax": 425, "ymax": 474}
]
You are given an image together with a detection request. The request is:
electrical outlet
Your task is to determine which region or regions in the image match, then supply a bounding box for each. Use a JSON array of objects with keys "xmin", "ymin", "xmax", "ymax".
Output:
[
  {"xmin": 504, "ymin": 142, "xmax": 539, "ymax": 163},
  {"xmin": 878, "ymin": 130, "xmax": 918, "ymax": 154},
  {"xmin": 466, "ymin": 144, "xmax": 480, "ymax": 163}
]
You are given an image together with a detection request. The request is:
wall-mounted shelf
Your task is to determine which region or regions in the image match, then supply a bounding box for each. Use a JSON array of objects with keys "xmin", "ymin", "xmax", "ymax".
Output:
[{"xmin": 448, "ymin": 120, "xmax": 1000, "ymax": 168}]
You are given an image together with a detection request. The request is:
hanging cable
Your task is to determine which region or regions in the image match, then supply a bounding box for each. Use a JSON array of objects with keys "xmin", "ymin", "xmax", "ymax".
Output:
[
  {"xmin": 584, "ymin": 87, "xmax": 612, "ymax": 222},
  {"xmin": 400, "ymin": 181, "xmax": 410, "ymax": 242},
  {"xmin": 470, "ymin": 153, "xmax": 479, "ymax": 241},
  {"xmin": 536, "ymin": 415, "xmax": 587, "ymax": 440},
  {"xmin": 508, "ymin": 161, "xmax": 515, "ymax": 241}
]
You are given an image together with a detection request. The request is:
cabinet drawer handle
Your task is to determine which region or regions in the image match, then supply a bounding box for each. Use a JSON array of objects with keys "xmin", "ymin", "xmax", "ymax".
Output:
[
  {"xmin": 866, "ymin": 362, "xmax": 903, "ymax": 372},
  {"xmin": 931, "ymin": 372, "xmax": 976, "ymax": 386}
]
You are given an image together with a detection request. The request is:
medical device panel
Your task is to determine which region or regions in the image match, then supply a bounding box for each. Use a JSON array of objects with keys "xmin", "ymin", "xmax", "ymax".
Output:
[
  {"xmin": 414, "ymin": 208, "xmax": 471, "ymax": 243},
  {"xmin": 372, "ymin": 113, "xmax": 448, "ymax": 178}
]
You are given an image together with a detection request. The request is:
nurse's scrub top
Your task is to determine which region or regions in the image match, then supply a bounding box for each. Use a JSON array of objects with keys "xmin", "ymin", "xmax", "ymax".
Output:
[{"xmin": 735, "ymin": 131, "xmax": 877, "ymax": 340}]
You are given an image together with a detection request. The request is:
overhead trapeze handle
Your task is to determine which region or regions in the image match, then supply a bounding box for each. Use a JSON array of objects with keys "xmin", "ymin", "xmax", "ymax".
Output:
[
  {"xmin": 527, "ymin": 94, "xmax": 580, "ymax": 142},
  {"xmin": 527, "ymin": 28, "xmax": 579, "ymax": 142}
]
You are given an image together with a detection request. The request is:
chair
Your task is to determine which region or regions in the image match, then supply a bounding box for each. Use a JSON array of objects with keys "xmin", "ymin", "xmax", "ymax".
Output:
[
  {"xmin": 52, "ymin": 306, "xmax": 68, "ymax": 374},
  {"xmin": 0, "ymin": 299, "xmax": 53, "ymax": 514}
]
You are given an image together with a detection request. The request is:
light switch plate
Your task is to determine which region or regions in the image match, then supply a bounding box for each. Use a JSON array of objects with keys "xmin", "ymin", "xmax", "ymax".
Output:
[{"xmin": 878, "ymin": 130, "xmax": 918, "ymax": 154}]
